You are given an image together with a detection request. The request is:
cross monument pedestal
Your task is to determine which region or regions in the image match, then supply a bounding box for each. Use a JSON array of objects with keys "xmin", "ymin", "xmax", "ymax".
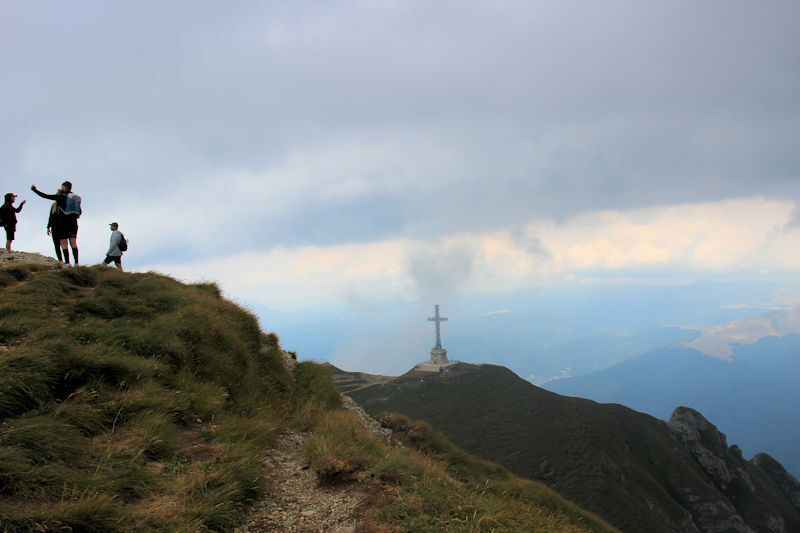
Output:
[{"xmin": 415, "ymin": 305, "xmax": 458, "ymax": 372}]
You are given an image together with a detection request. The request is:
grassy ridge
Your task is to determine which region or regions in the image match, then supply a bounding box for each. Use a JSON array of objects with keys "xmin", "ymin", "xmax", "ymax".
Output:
[
  {"xmin": 347, "ymin": 364, "xmax": 738, "ymax": 532},
  {"xmin": 303, "ymin": 410, "xmax": 616, "ymax": 532},
  {"xmin": 1, "ymin": 264, "xmax": 617, "ymax": 532},
  {"xmin": 0, "ymin": 265, "xmax": 291, "ymax": 531}
]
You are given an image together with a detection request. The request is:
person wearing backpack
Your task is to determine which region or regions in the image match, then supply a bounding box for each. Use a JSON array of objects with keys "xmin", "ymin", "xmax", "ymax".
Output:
[
  {"xmin": 30, "ymin": 181, "xmax": 81, "ymax": 265},
  {"xmin": 103, "ymin": 222, "xmax": 126, "ymax": 271},
  {"xmin": 46, "ymin": 202, "xmax": 62, "ymax": 261},
  {"xmin": 1, "ymin": 193, "xmax": 26, "ymax": 251}
]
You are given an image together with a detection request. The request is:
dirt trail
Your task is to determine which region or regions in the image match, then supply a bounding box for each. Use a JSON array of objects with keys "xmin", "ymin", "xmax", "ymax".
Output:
[
  {"xmin": 237, "ymin": 431, "xmax": 365, "ymax": 533},
  {"xmin": 239, "ymin": 395, "xmax": 393, "ymax": 532}
]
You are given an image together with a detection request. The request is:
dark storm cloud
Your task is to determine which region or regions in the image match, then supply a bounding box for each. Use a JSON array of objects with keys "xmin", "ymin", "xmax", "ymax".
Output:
[{"xmin": 2, "ymin": 0, "xmax": 799, "ymax": 262}]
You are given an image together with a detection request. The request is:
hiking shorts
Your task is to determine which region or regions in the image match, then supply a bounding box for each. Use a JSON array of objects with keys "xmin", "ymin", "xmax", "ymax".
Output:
[
  {"xmin": 4, "ymin": 225, "xmax": 14, "ymax": 241},
  {"xmin": 57, "ymin": 216, "xmax": 78, "ymax": 240},
  {"xmin": 104, "ymin": 255, "xmax": 122, "ymax": 267}
]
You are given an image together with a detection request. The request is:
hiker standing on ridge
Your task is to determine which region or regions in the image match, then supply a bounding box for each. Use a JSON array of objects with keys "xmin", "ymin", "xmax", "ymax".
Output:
[
  {"xmin": 30, "ymin": 181, "xmax": 81, "ymax": 265},
  {"xmin": 1, "ymin": 193, "xmax": 26, "ymax": 251},
  {"xmin": 46, "ymin": 202, "xmax": 62, "ymax": 261},
  {"xmin": 103, "ymin": 222, "xmax": 125, "ymax": 271}
]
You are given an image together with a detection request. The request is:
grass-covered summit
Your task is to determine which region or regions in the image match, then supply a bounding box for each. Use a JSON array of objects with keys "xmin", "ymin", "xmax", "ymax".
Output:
[
  {"xmin": 0, "ymin": 262, "xmax": 614, "ymax": 532},
  {"xmin": 0, "ymin": 264, "xmax": 298, "ymax": 531}
]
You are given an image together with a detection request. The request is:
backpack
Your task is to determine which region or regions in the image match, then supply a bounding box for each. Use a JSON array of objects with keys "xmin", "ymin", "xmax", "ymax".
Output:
[
  {"xmin": 61, "ymin": 193, "xmax": 82, "ymax": 217},
  {"xmin": 117, "ymin": 232, "xmax": 128, "ymax": 252}
]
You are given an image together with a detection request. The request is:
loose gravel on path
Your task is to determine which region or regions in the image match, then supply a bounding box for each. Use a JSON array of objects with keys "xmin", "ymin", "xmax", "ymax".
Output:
[{"xmin": 238, "ymin": 431, "xmax": 365, "ymax": 533}]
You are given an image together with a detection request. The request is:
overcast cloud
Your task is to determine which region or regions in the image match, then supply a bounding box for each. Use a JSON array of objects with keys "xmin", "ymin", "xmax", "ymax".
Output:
[{"xmin": 2, "ymin": 1, "xmax": 799, "ymax": 307}]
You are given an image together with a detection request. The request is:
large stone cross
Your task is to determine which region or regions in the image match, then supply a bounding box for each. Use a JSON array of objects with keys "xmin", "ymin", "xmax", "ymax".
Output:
[{"xmin": 427, "ymin": 304, "xmax": 448, "ymax": 349}]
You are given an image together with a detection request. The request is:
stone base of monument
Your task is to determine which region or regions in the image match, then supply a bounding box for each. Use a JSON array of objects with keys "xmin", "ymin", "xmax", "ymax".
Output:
[
  {"xmin": 414, "ymin": 360, "xmax": 459, "ymax": 373},
  {"xmin": 416, "ymin": 307, "xmax": 456, "ymax": 372}
]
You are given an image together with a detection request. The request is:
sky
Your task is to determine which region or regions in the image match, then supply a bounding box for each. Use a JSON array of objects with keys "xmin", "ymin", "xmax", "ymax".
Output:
[{"xmin": 2, "ymin": 1, "xmax": 799, "ymax": 313}]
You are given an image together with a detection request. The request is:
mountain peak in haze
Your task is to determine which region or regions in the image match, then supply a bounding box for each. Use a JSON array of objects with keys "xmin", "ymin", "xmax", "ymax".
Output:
[{"xmin": 684, "ymin": 308, "xmax": 800, "ymax": 360}]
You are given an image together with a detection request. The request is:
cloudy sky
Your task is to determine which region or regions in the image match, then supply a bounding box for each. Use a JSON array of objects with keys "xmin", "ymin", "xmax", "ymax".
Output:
[{"xmin": 2, "ymin": 1, "xmax": 799, "ymax": 310}]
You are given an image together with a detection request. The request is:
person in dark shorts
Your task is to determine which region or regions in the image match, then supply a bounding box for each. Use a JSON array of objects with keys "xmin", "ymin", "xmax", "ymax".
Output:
[
  {"xmin": 1, "ymin": 193, "xmax": 26, "ymax": 251},
  {"xmin": 46, "ymin": 201, "xmax": 62, "ymax": 261},
  {"xmin": 104, "ymin": 222, "xmax": 124, "ymax": 271},
  {"xmin": 31, "ymin": 181, "xmax": 80, "ymax": 265}
]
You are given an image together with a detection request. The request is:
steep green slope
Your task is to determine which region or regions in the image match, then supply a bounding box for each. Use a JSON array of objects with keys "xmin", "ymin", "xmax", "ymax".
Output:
[
  {"xmin": 348, "ymin": 363, "xmax": 800, "ymax": 532},
  {"xmin": 0, "ymin": 264, "xmax": 297, "ymax": 531}
]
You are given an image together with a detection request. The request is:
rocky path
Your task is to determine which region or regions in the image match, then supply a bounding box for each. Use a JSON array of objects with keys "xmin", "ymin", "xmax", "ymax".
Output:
[
  {"xmin": 0, "ymin": 249, "xmax": 62, "ymax": 268},
  {"xmin": 238, "ymin": 431, "xmax": 365, "ymax": 533}
]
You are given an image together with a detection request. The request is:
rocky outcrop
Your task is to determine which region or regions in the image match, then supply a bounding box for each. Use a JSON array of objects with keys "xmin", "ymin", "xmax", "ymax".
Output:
[
  {"xmin": 669, "ymin": 407, "xmax": 755, "ymax": 493},
  {"xmin": 669, "ymin": 406, "xmax": 800, "ymax": 533},
  {"xmin": 0, "ymin": 249, "xmax": 61, "ymax": 269},
  {"xmin": 340, "ymin": 395, "xmax": 392, "ymax": 443},
  {"xmin": 752, "ymin": 453, "xmax": 800, "ymax": 514}
]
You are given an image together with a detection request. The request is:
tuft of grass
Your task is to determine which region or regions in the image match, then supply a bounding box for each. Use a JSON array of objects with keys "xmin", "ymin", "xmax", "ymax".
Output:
[
  {"xmin": 58, "ymin": 265, "xmax": 98, "ymax": 287},
  {"xmin": 129, "ymin": 412, "xmax": 181, "ymax": 462},
  {"xmin": 0, "ymin": 356, "xmax": 56, "ymax": 419},
  {"xmin": 0, "ymin": 414, "xmax": 85, "ymax": 465},
  {"xmin": 91, "ymin": 453, "xmax": 157, "ymax": 501},
  {"xmin": 52, "ymin": 388, "xmax": 110, "ymax": 436},
  {"xmin": 177, "ymin": 373, "xmax": 227, "ymax": 421},
  {"xmin": 0, "ymin": 445, "xmax": 78, "ymax": 499},
  {"xmin": 0, "ymin": 263, "xmax": 51, "ymax": 288},
  {"xmin": 0, "ymin": 493, "xmax": 121, "ymax": 532},
  {"xmin": 191, "ymin": 281, "xmax": 222, "ymax": 298},
  {"xmin": 292, "ymin": 361, "xmax": 343, "ymax": 427}
]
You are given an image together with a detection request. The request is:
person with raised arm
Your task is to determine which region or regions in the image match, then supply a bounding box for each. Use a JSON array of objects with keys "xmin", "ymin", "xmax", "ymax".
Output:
[{"xmin": 31, "ymin": 181, "xmax": 81, "ymax": 265}]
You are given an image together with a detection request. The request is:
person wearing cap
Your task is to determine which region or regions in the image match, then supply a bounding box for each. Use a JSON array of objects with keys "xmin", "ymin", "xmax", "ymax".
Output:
[
  {"xmin": 1, "ymin": 193, "xmax": 26, "ymax": 251},
  {"xmin": 103, "ymin": 222, "xmax": 124, "ymax": 271},
  {"xmin": 31, "ymin": 180, "xmax": 80, "ymax": 265}
]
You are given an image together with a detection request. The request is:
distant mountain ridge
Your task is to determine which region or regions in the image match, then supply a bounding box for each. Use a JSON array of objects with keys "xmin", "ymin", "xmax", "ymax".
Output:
[
  {"xmin": 253, "ymin": 280, "xmax": 789, "ymax": 378},
  {"xmin": 546, "ymin": 334, "xmax": 800, "ymax": 477},
  {"xmin": 685, "ymin": 308, "xmax": 800, "ymax": 360},
  {"xmin": 341, "ymin": 363, "xmax": 800, "ymax": 532}
]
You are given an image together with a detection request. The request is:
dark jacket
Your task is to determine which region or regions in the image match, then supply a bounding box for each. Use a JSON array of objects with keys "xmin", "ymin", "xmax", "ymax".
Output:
[
  {"xmin": 47, "ymin": 208, "xmax": 58, "ymax": 232},
  {"xmin": 33, "ymin": 188, "xmax": 78, "ymax": 225},
  {"xmin": 32, "ymin": 188, "xmax": 67, "ymax": 210},
  {"xmin": 1, "ymin": 202, "xmax": 23, "ymax": 228}
]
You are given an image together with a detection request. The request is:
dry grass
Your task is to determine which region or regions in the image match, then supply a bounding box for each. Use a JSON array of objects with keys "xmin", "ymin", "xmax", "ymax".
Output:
[{"xmin": 303, "ymin": 410, "xmax": 617, "ymax": 533}]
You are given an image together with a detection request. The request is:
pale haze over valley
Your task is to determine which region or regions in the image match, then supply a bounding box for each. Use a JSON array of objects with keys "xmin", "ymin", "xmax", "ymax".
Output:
[{"xmin": 3, "ymin": 1, "xmax": 799, "ymax": 381}]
